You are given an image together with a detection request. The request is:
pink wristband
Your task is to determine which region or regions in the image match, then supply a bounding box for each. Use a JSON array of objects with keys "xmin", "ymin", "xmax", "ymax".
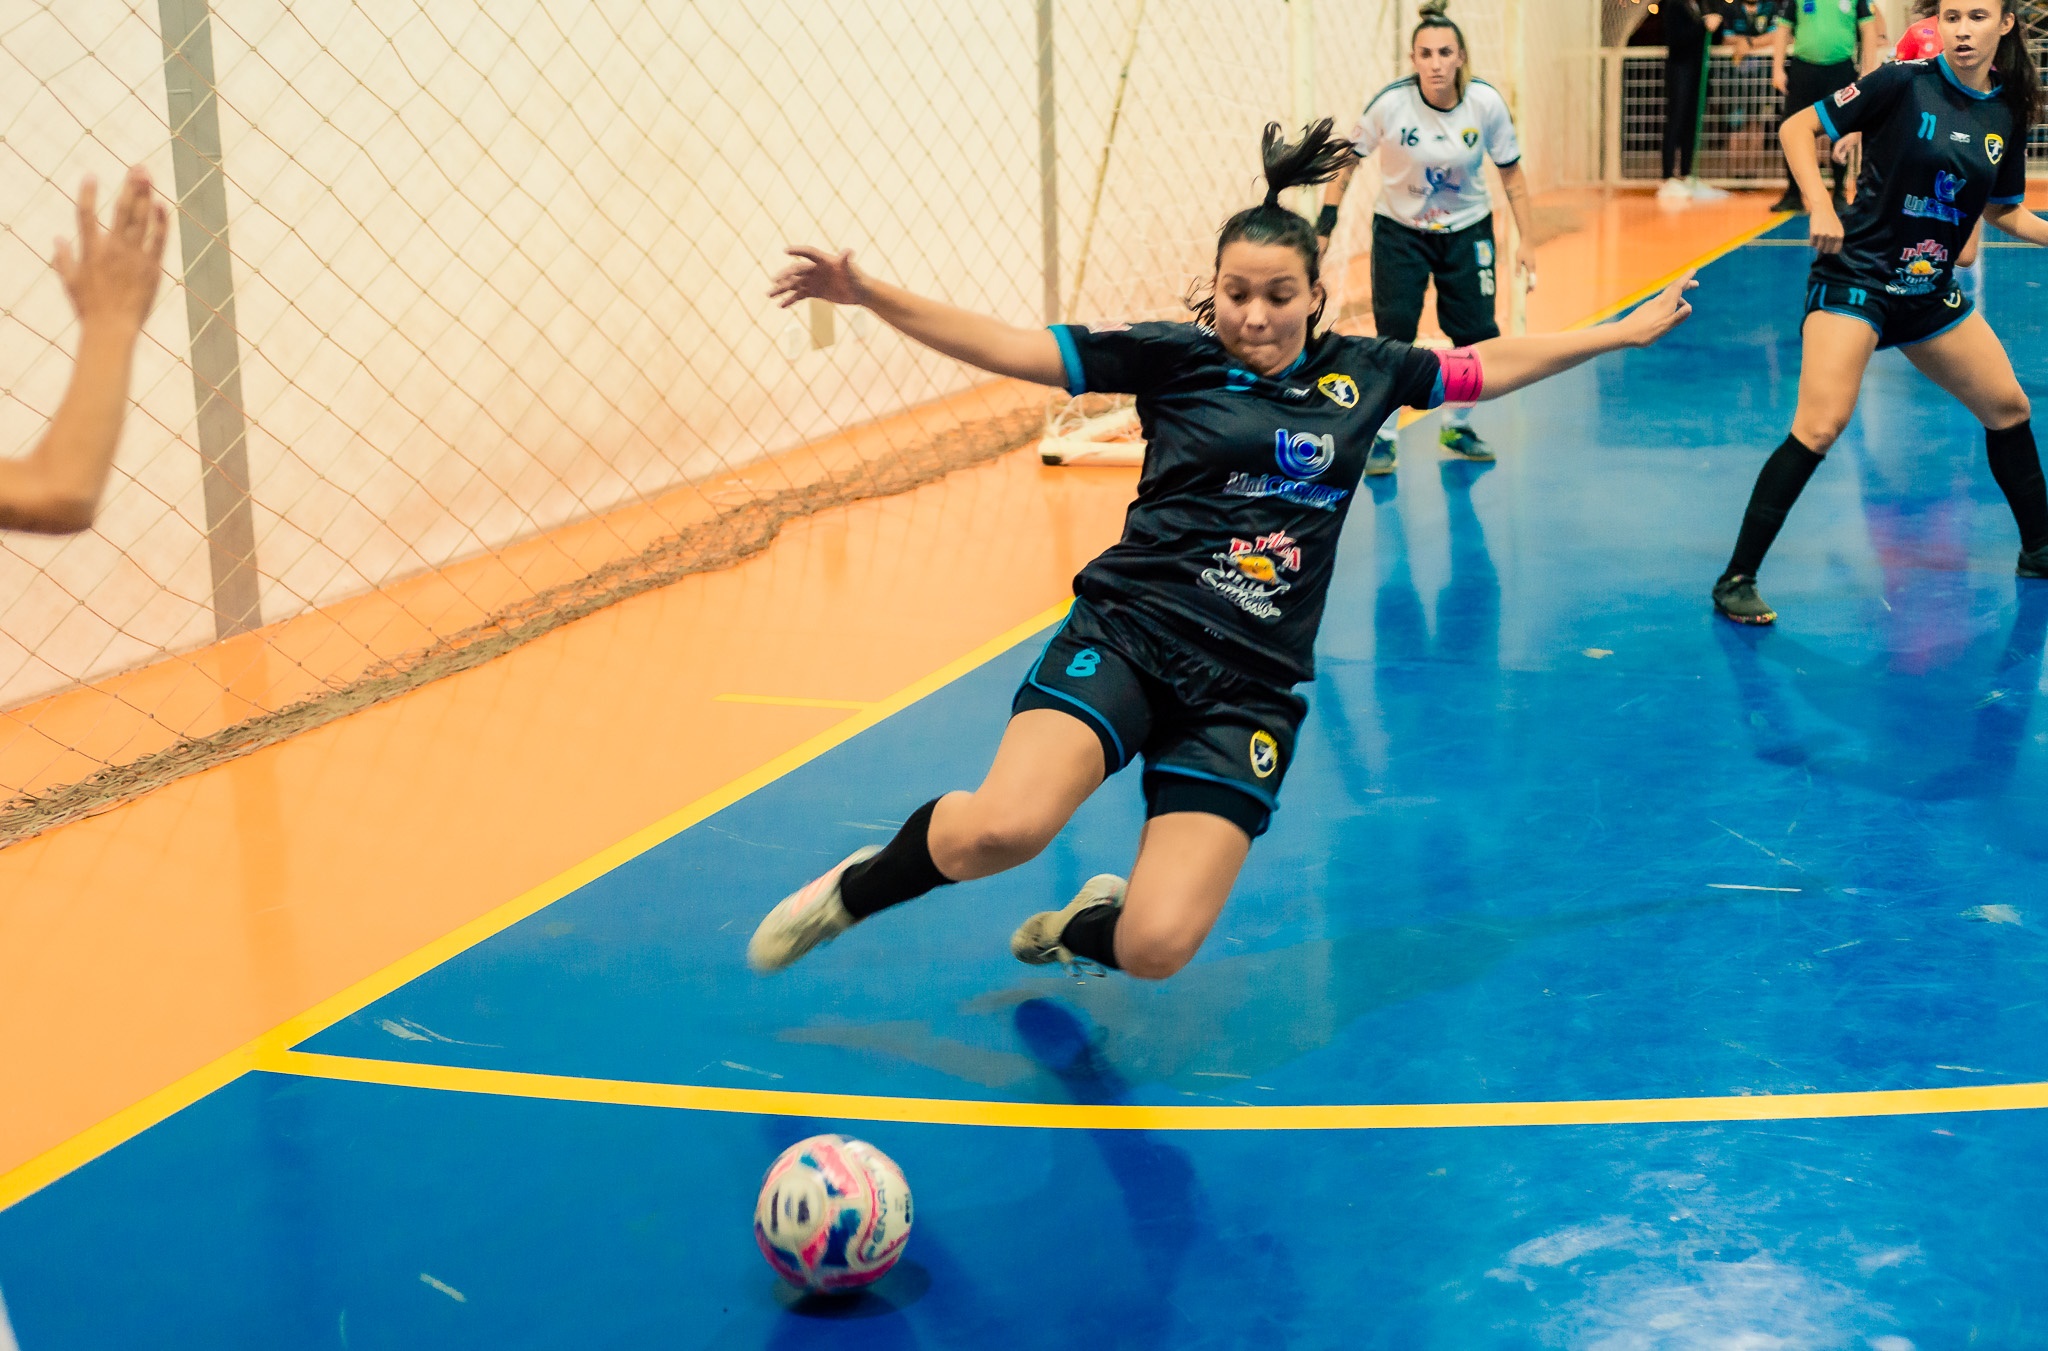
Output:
[{"xmin": 1437, "ymin": 346, "xmax": 1484, "ymax": 405}]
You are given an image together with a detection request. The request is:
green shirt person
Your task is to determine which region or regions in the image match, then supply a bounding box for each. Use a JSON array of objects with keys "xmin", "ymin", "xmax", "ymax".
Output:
[
  {"xmin": 1766, "ymin": 0, "xmax": 1880, "ymax": 209},
  {"xmin": 1772, "ymin": 0, "xmax": 1880, "ymax": 88}
]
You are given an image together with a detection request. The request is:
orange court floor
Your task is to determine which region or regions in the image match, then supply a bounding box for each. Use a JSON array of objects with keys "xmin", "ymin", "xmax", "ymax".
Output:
[{"xmin": 0, "ymin": 187, "xmax": 1780, "ymax": 1192}]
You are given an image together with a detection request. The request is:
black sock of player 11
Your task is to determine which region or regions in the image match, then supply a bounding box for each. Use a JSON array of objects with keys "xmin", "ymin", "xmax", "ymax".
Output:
[
  {"xmin": 1986, "ymin": 419, "xmax": 2048, "ymax": 554},
  {"xmin": 1724, "ymin": 433, "xmax": 1824, "ymax": 581},
  {"xmin": 839, "ymin": 798, "xmax": 955, "ymax": 920}
]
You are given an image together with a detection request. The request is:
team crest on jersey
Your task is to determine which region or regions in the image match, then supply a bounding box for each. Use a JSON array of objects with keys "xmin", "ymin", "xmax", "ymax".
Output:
[
  {"xmin": 1461, "ymin": 127, "xmax": 1480, "ymax": 148},
  {"xmin": 1200, "ymin": 530, "xmax": 1301, "ymax": 620},
  {"xmin": 1944, "ymin": 289, "xmax": 1964, "ymax": 309},
  {"xmin": 1316, "ymin": 373, "xmax": 1359, "ymax": 409},
  {"xmin": 1248, "ymin": 730, "xmax": 1280, "ymax": 779},
  {"xmin": 1986, "ymin": 134, "xmax": 2006, "ymax": 166}
]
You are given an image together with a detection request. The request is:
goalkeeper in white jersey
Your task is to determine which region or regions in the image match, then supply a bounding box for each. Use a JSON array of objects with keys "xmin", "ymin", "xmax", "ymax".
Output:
[{"xmin": 1316, "ymin": 1, "xmax": 1536, "ymax": 472}]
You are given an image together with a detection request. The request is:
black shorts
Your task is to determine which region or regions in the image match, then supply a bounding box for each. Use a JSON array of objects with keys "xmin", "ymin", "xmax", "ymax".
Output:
[
  {"xmin": 1370, "ymin": 214, "xmax": 1502, "ymax": 350},
  {"xmin": 1782, "ymin": 58, "xmax": 1858, "ymax": 124},
  {"xmin": 1804, "ymin": 278, "xmax": 1973, "ymax": 350},
  {"xmin": 1011, "ymin": 599, "xmax": 1308, "ymax": 838}
]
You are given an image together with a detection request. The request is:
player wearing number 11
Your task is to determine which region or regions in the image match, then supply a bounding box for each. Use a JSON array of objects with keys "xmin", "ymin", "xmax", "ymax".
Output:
[
  {"xmin": 748, "ymin": 121, "xmax": 1698, "ymax": 985},
  {"xmin": 1713, "ymin": 0, "xmax": 2048, "ymax": 625}
]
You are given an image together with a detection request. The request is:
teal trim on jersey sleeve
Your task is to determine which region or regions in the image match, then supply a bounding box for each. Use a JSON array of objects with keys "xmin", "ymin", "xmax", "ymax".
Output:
[
  {"xmin": 1050, "ymin": 324, "xmax": 1085, "ymax": 396},
  {"xmin": 1814, "ymin": 99, "xmax": 1841, "ymax": 140},
  {"xmin": 1428, "ymin": 369, "xmax": 1446, "ymax": 410},
  {"xmin": 1989, "ymin": 193, "xmax": 2027, "ymax": 205}
]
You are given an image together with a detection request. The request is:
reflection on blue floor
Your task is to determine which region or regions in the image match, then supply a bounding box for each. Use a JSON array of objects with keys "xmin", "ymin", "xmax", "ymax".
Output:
[
  {"xmin": 6, "ymin": 230, "xmax": 2048, "ymax": 1345},
  {"xmin": 2, "ymin": 1071, "xmax": 2045, "ymax": 1349}
]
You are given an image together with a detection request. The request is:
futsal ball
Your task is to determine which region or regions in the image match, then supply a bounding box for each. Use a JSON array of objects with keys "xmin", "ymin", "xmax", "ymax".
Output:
[{"xmin": 753, "ymin": 1134, "xmax": 912, "ymax": 1293}]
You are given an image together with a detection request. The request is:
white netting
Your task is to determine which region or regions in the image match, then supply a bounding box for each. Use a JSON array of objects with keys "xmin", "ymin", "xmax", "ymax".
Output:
[{"xmin": 1, "ymin": 0, "xmax": 1574, "ymax": 841}]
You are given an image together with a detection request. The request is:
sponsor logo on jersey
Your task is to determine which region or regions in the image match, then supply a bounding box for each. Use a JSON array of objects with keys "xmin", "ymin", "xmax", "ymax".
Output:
[
  {"xmin": 1904, "ymin": 172, "xmax": 1966, "ymax": 224},
  {"xmin": 1248, "ymin": 730, "xmax": 1280, "ymax": 779},
  {"xmin": 1986, "ymin": 133, "xmax": 2005, "ymax": 165},
  {"xmin": 1274, "ymin": 428, "xmax": 1338, "ymax": 478},
  {"xmin": 1222, "ymin": 472, "xmax": 1349, "ymax": 511},
  {"xmin": 1889, "ymin": 239, "xmax": 1950, "ymax": 296},
  {"xmin": 1317, "ymin": 373, "xmax": 1359, "ymax": 409},
  {"xmin": 1199, "ymin": 530, "xmax": 1302, "ymax": 620},
  {"xmin": 1952, "ymin": 131, "xmax": 1973, "ymax": 143},
  {"xmin": 1085, "ymin": 320, "xmax": 1131, "ymax": 333},
  {"xmin": 1834, "ymin": 84, "xmax": 1860, "ymax": 107}
]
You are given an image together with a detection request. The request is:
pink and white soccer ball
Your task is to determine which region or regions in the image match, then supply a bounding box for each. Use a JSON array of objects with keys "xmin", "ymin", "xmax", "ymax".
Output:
[{"xmin": 753, "ymin": 1134, "xmax": 913, "ymax": 1293}]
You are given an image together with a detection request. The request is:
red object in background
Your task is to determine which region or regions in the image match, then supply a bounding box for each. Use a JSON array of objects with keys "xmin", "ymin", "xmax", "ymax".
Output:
[{"xmin": 1896, "ymin": 18, "xmax": 1942, "ymax": 61}]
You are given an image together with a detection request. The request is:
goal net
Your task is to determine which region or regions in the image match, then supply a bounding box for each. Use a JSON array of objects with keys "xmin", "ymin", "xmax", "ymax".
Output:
[{"xmin": 0, "ymin": 0, "xmax": 1580, "ymax": 842}]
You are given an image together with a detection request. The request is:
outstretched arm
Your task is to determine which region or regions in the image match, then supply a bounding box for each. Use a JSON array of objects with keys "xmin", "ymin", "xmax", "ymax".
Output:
[
  {"xmin": 1464, "ymin": 270, "xmax": 1698, "ymax": 400},
  {"xmin": 1984, "ymin": 203, "xmax": 2048, "ymax": 247},
  {"xmin": 0, "ymin": 167, "xmax": 168, "ymax": 534},
  {"xmin": 771, "ymin": 246, "xmax": 1065, "ymax": 387}
]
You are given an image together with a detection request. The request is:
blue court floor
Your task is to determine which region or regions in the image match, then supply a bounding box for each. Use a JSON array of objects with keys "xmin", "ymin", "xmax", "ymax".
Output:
[{"xmin": 4, "ymin": 224, "xmax": 2046, "ymax": 1347}]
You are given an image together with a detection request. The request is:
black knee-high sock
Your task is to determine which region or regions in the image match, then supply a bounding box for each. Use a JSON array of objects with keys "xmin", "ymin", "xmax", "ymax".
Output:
[
  {"xmin": 1724, "ymin": 433, "xmax": 1825, "ymax": 580},
  {"xmin": 1987, "ymin": 419, "xmax": 2048, "ymax": 553},
  {"xmin": 1059, "ymin": 902, "xmax": 1122, "ymax": 970},
  {"xmin": 840, "ymin": 799, "xmax": 954, "ymax": 920}
]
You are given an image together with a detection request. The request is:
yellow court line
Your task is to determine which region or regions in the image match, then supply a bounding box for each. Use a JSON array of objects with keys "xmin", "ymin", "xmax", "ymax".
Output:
[
  {"xmin": 0, "ymin": 597, "xmax": 1073, "ymax": 1214},
  {"xmin": 714, "ymin": 694, "xmax": 877, "ymax": 711},
  {"xmin": 267, "ymin": 1050, "xmax": 2048, "ymax": 1131},
  {"xmin": 1390, "ymin": 209, "xmax": 1792, "ymax": 436},
  {"xmin": 1566, "ymin": 212, "xmax": 1796, "ymax": 331}
]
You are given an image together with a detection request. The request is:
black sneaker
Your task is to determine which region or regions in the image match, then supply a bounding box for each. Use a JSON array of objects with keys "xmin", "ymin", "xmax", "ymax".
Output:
[
  {"xmin": 1769, "ymin": 189, "xmax": 1803, "ymax": 213},
  {"xmin": 1713, "ymin": 573, "xmax": 1777, "ymax": 625},
  {"xmin": 1439, "ymin": 425, "xmax": 1495, "ymax": 462},
  {"xmin": 2020, "ymin": 543, "xmax": 2048, "ymax": 579},
  {"xmin": 1364, "ymin": 434, "xmax": 1398, "ymax": 476}
]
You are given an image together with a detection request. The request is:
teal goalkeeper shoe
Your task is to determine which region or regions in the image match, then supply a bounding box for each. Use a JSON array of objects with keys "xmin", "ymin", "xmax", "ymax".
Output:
[
  {"xmin": 2019, "ymin": 543, "xmax": 2048, "ymax": 579},
  {"xmin": 1363, "ymin": 435, "xmax": 1398, "ymax": 476},
  {"xmin": 1439, "ymin": 424, "xmax": 1495, "ymax": 462}
]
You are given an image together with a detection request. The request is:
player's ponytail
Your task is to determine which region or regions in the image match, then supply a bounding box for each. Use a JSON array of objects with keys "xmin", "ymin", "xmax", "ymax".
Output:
[
  {"xmin": 1995, "ymin": 0, "xmax": 2038, "ymax": 136},
  {"xmin": 1186, "ymin": 119, "xmax": 1351, "ymax": 334}
]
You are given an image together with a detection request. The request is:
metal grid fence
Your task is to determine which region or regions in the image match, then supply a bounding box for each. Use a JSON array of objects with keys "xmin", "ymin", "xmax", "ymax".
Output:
[{"xmin": 1604, "ymin": 40, "xmax": 2048, "ymax": 185}]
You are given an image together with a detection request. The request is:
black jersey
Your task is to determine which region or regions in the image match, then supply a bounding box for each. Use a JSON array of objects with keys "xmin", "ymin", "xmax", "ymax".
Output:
[
  {"xmin": 1051, "ymin": 321, "xmax": 1444, "ymax": 684},
  {"xmin": 1814, "ymin": 57, "xmax": 2026, "ymax": 297}
]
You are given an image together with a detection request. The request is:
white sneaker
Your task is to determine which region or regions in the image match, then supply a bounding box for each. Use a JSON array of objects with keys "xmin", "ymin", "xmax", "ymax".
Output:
[
  {"xmin": 1010, "ymin": 874, "xmax": 1127, "ymax": 967},
  {"xmin": 1657, "ymin": 177, "xmax": 1689, "ymax": 200},
  {"xmin": 746, "ymin": 846, "xmax": 882, "ymax": 973}
]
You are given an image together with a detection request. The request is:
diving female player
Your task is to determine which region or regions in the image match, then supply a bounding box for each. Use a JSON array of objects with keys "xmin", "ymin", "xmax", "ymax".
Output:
[
  {"xmin": 1314, "ymin": 2, "xmax": 1536, "ymax": 473},
  {"xmin": 748, "ymin": 120, "xmax": 1699, "ymax": 983},
  {"xmin": 1714, "ymin": 0, "xmax": 2048, "ymax": 625}
]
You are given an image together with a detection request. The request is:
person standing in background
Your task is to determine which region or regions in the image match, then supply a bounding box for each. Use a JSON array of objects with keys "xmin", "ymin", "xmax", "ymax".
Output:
[
  {"xmin": 0, "ymin": 168, "xmax": 167, "ymax": 535},
  {"xmin": 1661, "ymin": 0, "xmax": 1723, "ymax": 197},
  {"xmin": 1315, "ymin": 4, "xmax": 1536, "ymax": 473},
  {"xmin": 1769, "ymin": 0, "xmax": 1882, "ymax": 211}
]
